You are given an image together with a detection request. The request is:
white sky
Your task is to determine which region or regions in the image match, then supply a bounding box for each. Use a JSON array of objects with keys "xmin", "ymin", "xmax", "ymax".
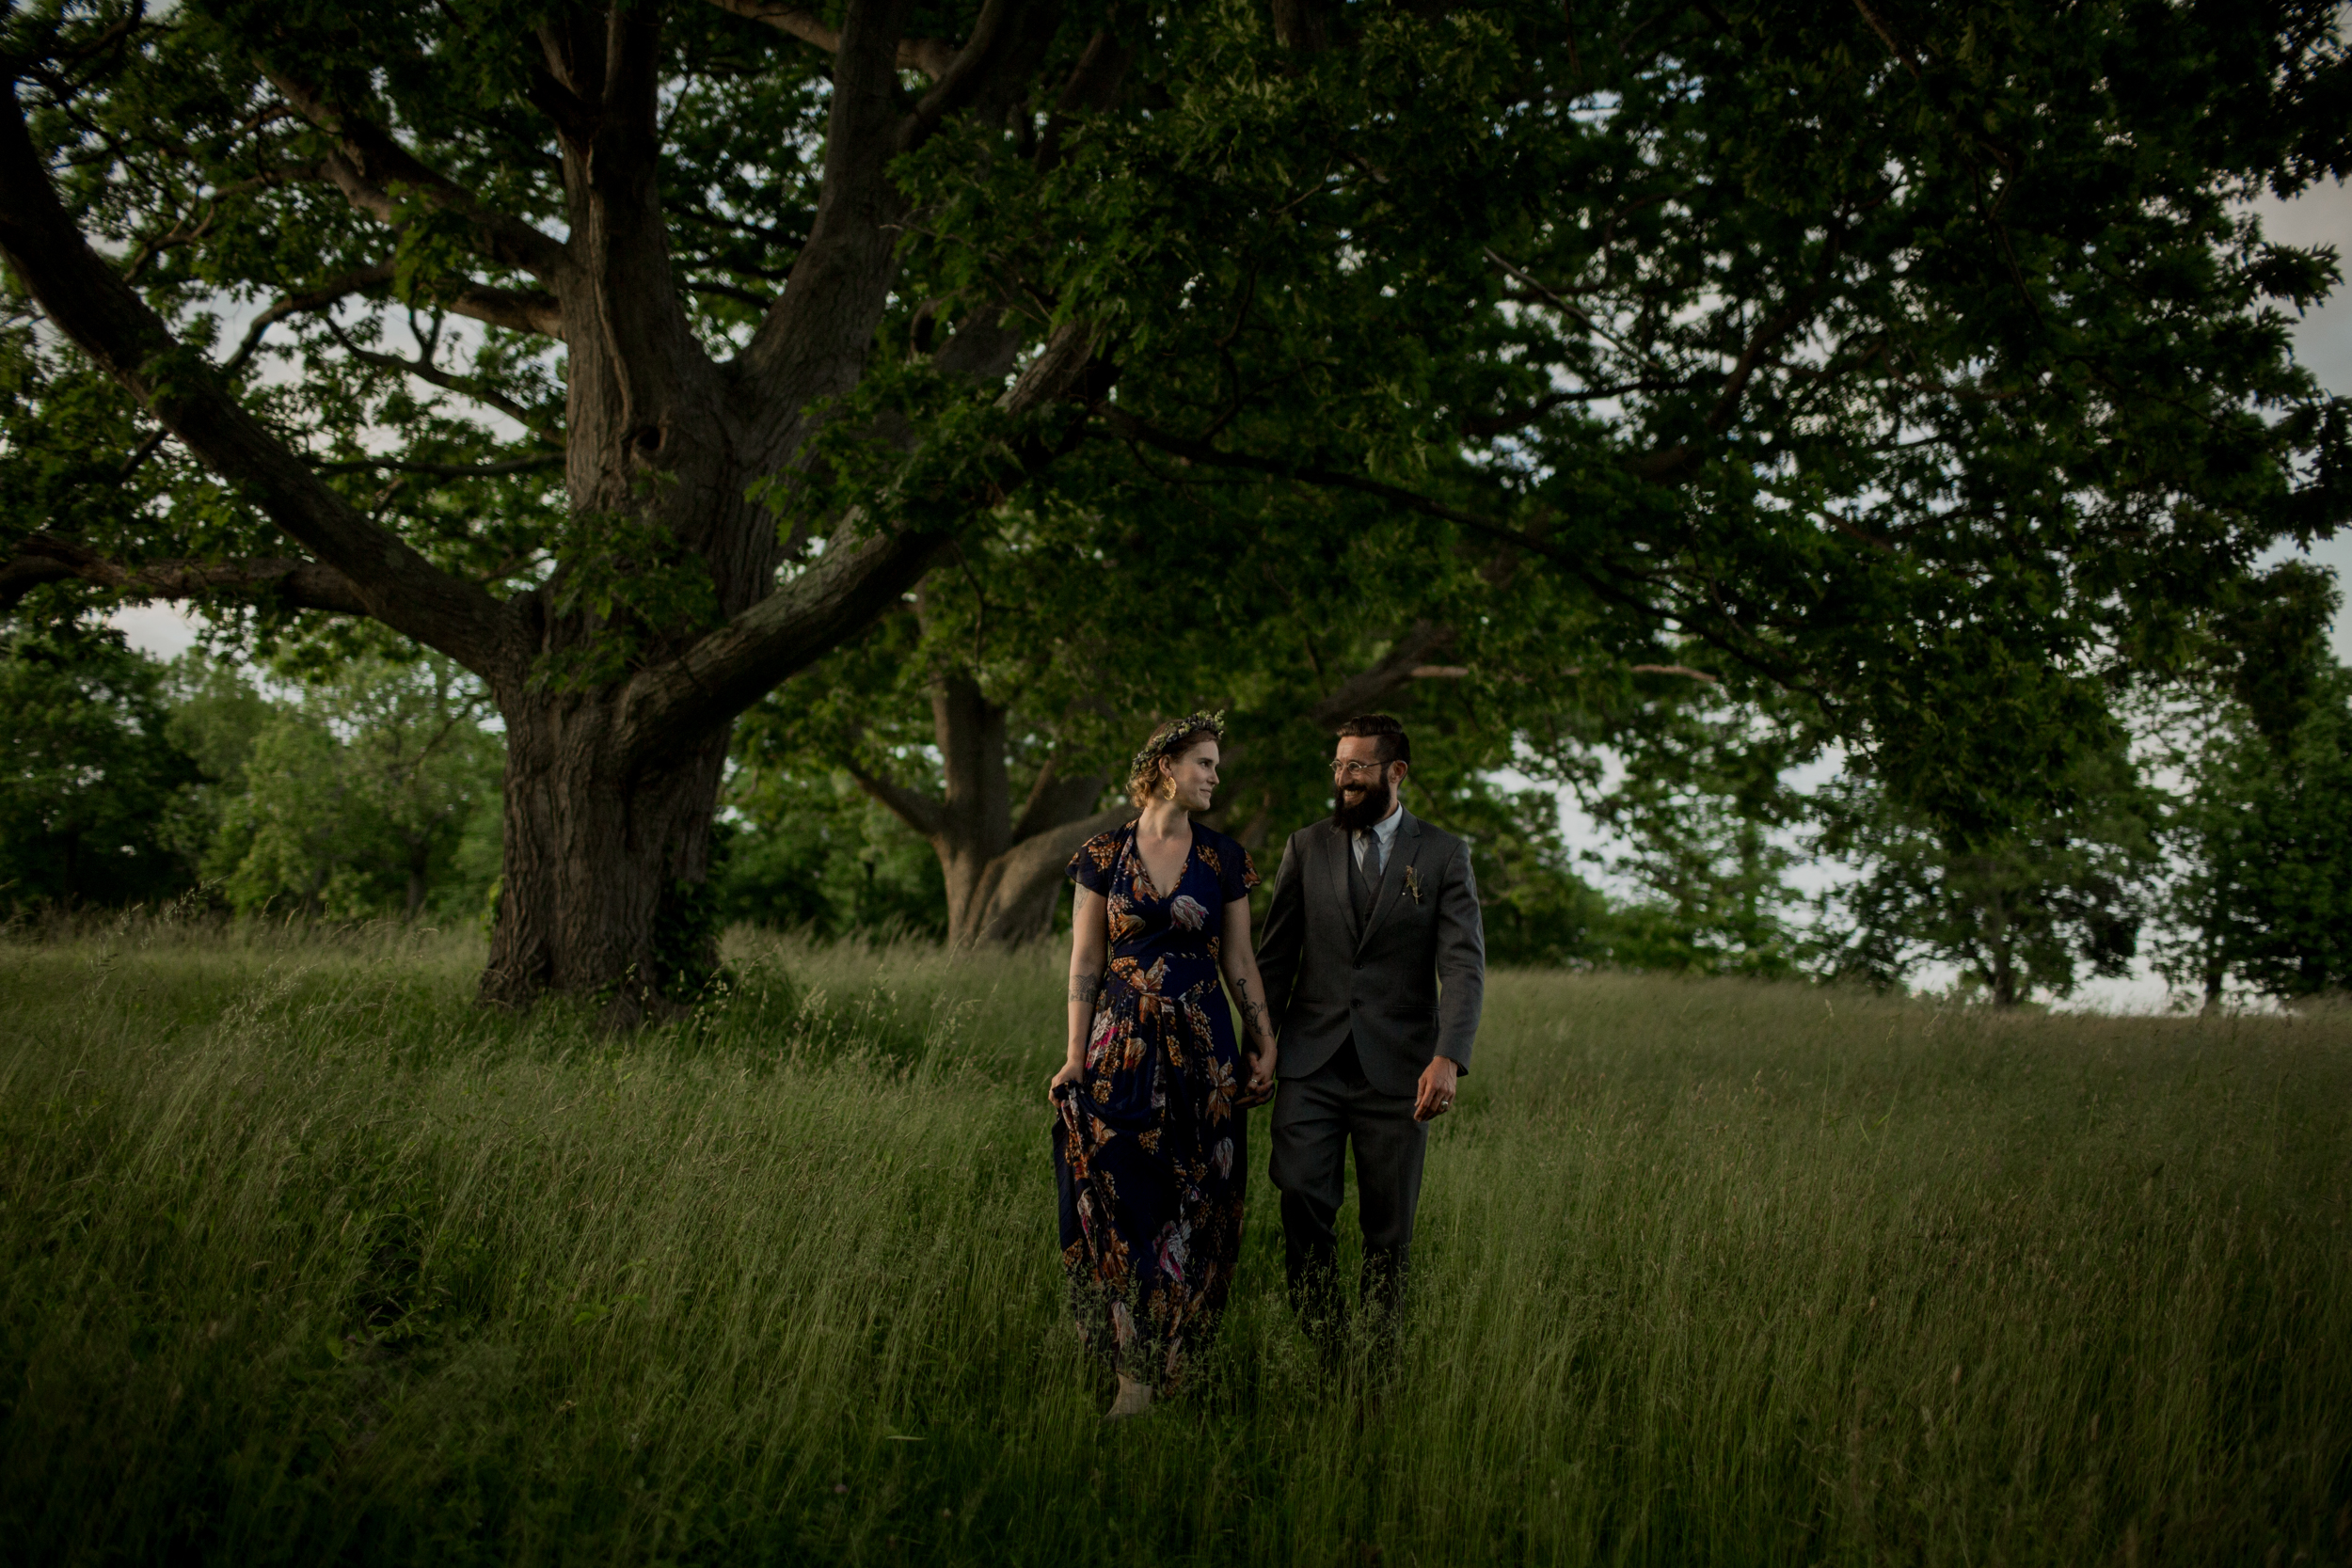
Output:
[{"xmin": 2249, "ymin": 185, "xmax": 2352, "ymax": 663}]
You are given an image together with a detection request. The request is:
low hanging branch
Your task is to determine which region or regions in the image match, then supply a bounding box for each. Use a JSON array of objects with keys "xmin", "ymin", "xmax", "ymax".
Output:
[
  {"xmin": 0, "ymin": 532, "xmax": 366, "ymax": 615},
  {"xmin": 311, "ymin": 453, "xmax": 565, "ymax": 479}
]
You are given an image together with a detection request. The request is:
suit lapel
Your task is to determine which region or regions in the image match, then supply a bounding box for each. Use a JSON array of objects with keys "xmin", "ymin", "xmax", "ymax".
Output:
[
  {"xmin": 1325, "ymin": 820, "xmax": 1361, "ymax": 942},
  {"xmin": 1357, "ymin": 812, "xmax": 1423, "ymax": 954}
]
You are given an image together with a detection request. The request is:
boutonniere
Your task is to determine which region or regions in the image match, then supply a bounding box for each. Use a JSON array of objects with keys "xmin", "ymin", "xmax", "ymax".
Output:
[{"xmin": 1404, "ymin": 864, "xmax": 1425, "ymax": 904}]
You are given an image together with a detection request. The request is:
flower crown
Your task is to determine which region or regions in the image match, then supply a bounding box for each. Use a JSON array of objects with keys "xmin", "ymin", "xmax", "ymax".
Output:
[{"xmin": 1130, "ymin": 710, "xmax": 1227, "ymax": 778}]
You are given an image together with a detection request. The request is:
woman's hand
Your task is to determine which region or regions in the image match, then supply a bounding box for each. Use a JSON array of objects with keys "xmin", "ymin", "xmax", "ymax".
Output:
[
  {"xmin": 1241, "ymin": 1046, "xmax": 1277, "ymax": 1107},
  {"xmin": 1048, "ymin": 1053, "xmax": 1085, "ymax": 1106}
]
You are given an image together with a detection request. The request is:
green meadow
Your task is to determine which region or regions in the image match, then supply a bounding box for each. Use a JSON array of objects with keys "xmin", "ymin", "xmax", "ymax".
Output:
[{"xmin": 1, "ymin": 924, "xmax": 2346, "ymax": 1565}]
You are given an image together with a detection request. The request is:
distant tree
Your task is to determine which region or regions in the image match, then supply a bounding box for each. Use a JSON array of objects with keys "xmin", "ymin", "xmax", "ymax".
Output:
[
  {"xmin": 203, "ymin": 655, "xmax": 502, "ymax": 921},
  {"xmin": 1502, "ymin": 667, "xmax": 1816, "ymax": 975},
  {"xmin": 1599, "ymin": 816, "xmax": 1804, "ymax": 978},
  {"xmin": 717, "ymin": 768, "xmax": 948, "ymax": 942},
  {"xmin": 2157, "ymin": 664, "xmax": 2352, "ymax": 1005},
  {"xmin": 1419, "ymin": 778, "xmax": 1614, "ymax": 969},
  {"xmin": 157, "ymin": 647, "xmax": 274, "ymax": 872},
  {"xmin": 1590, "ymin": 707, "xmax": 1809, "ymax": 978},
  {"xmin": 0, "ymin": 625, "xmax": 194, "ymax": 908},
  {"xmin": 1817, "ymin": 740, "xmax": 2158, "ymax": 1006}
]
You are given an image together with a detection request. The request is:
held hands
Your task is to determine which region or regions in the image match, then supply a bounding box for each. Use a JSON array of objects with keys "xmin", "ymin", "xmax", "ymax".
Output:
[
  {"xmin": 1414, "ymin": 1055, "xmax": 1461, "ymax": 1122},
  {"xmin": 1239, "ymin": 1045, "xmax": 1278, "ymax": 1108}
]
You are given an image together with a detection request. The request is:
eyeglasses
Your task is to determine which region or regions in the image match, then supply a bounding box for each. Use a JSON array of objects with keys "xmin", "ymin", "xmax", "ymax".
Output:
[{"xmin": 1330, "ymin": 759, "xmax": 1389, "ymax": 779}]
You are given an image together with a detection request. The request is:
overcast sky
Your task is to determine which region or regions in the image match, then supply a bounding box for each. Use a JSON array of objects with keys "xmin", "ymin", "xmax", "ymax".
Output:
[{"xmin": 2250, "ymin": 184, "xmax": 2352, "ymax": 659}]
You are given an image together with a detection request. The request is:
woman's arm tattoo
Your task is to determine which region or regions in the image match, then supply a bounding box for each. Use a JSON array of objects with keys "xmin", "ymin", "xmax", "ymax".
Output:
[
  {"xmin": 1230, "ymin": 974, "xmax": 1276, "ymax": 1048},
  {"xmin": 1069, "ymin": 974, "xmax": 1103, "ymax": 1006}
]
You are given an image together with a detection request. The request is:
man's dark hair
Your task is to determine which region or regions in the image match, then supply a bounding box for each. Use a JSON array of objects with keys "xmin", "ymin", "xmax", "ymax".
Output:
[{"xmin": 1335, "ymin": 713, "xmax": 1410, "ymax": 766}]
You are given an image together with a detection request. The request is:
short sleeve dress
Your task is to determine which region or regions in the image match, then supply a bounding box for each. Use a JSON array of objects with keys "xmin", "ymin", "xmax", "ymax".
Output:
[{"xmin": 1053, "ymin": 819, "xmax": 1262, "ymax": 1392}]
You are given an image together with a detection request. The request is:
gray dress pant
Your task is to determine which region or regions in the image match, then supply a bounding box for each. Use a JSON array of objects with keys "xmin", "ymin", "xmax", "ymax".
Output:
[{"xmin": 1268, "ymin": 1037, "xmax": 1428, "ymax": 1338}]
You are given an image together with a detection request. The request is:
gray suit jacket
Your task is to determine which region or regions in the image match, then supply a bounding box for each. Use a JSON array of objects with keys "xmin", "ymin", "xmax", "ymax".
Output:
[{"xmin": 1254, "ymin": 810, "xmax": 1486, "ymax": 1098}]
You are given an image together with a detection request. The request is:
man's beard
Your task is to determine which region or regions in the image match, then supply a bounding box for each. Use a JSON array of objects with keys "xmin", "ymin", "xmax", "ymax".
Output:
[{"xmin": 1331, "ymin": 780, "xmax": 1395, "ymax": 832}]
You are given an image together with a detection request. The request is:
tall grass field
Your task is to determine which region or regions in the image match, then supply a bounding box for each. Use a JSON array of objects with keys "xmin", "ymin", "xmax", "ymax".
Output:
[{"xmin": 2, "ymin": 923, "xmax": 2346, "ymax": 1565}]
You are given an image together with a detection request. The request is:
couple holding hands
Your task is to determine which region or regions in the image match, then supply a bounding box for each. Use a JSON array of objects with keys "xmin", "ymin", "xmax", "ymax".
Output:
[{"xmin": 1049, "ymin": 712, "xmax": 1487, "ymax": 1419}]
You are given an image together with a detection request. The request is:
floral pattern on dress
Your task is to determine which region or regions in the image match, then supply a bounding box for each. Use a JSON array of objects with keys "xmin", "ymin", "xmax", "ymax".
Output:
[{"xmin": 1053, "ymin": 820, "xmax": 1261, "ymax": 1393}]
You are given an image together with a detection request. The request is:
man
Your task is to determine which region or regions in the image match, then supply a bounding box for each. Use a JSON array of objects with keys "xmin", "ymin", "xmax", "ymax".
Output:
[{"xmin": 1250, "ymin": 713, "xmax": 1486, "ymax": 1349}]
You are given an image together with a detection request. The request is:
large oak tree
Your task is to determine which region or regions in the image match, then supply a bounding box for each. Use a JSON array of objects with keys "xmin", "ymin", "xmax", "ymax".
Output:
[{"xmin": 1, "ymin": 0, "xmax": 2345, "ymax": 1015}]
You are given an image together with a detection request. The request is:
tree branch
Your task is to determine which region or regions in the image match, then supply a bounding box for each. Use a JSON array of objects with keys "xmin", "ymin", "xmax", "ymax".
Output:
[
  {"xmin": 1309, "ymin": 621, "xmax": 1455, "ymax": 728},
  {"xmin": 1035, "ymin": 32, "xmax": 1134, "ymax": 172},
  {"xmin": 312, "ymin": 452, "xmax": 564, "ymax": 479},
  {"xmin": 739, "ymin": 0, "xmax": 913, "ymax": 396},
  {"xmin": 1102, "ymin": 404, "xmax": 1504, "ymax": 534},
  {"xmin": 261, "ymin": 67, "xmax": 574, "ymax": 286},
  {"xmin": 0, "ymin": 78, "xmax": 508, "ymax": 672},
  {"xmin": 1482, "ymin": 245, "xmax": 1636, "ymax": 353},
  {"xmin": 685, "ymin": 277, "xmax": 776, "ymax": 310},
  {"xmin": 1010, "ymin": 756, "xmax": 1109, "ymax": 843},
  {"xmin": 618, "ymin": 522, "xmax": 946, "ymax": 770},
  {"xmin": 898, "ymin": 0, "xmax": 1024, "ymax": 154},
  {"xmin": 1462, "ymin": 378, "xmax": 1691, "ymax": 437},
  {"xmin": 325, "ymin": 322, "xmax": 558, "ymax": 433},
  {"xmin": 226, "ymin": 266, "xmax": 564, "ymax": 393},
  {"xmin": 438, "ymin": 282, "xmax": 565, "ymax": 340},
  {"xmin": 971, "ymin": 803, "xmax": 1136, "ymax": 944},
  {"xmin": 843, "ymin": 757, "xmax": 949, "ymax": 839},
  {"xmin": 221, "ymin": 261, "xmax": 396, "ymax": 375},
  {"xmin": 1627, "ymin": 240, "xmax": 1840, "ymax": 483},
  {"xmin": 619, "ymin": 318, "xmax": 1108, "ymax": 768},
  {"xmin": 704, "ymin": 0, "xmax": 960, "ymax": 78},
  {"xmin": 1, "ymin": 531, "xmax": 367, "ymax": 615}
]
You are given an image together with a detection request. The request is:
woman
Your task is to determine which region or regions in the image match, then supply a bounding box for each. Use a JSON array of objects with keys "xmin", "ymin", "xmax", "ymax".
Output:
[{"xmin": 1050, "ymin": 713, "xmax": 1279, "ymax": 1420}]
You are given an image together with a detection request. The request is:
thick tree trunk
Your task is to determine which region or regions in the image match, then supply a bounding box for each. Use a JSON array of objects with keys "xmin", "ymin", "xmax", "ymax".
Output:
[
  {"xmin": 930, "ymin": 669, "xmax": 1011, "ymax": 942},
  {"xmin": 1984, "ymin": 893, "xmax": 2020, "ymax": 1007},
  {"xmin": 852, "ymin": 663, "xmax": 1130, "ymax": 948},
  {"xmin": 468, "ymin": 11, "xmax": 801, "ymax": 1019},
  {"xmin": 484, "ymin": 685, "xmax": 732, "ymax": 1020},
  {"xmin": 925, "ymin": 670, "xmax": 1133, "ymax": 947},
  {"xmin": 959, "ymin": 804, "xmax": 1134, "ymax": 943}
]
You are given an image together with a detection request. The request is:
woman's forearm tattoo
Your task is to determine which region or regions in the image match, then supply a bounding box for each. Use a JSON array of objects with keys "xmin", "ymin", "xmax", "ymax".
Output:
[
  {"xmin": 1230, "ymin": 974, "xmax": 1276, "ymax": 1049},
  {"xmin": 1069, "ymin": 974, "xmax": 1103, "ymax": 1006}
]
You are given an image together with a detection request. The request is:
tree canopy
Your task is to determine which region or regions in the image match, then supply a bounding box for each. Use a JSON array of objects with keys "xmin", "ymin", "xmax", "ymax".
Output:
[{"xmin": 0, "ymin": 0, "xmax": 2346, "ymax": 1013}]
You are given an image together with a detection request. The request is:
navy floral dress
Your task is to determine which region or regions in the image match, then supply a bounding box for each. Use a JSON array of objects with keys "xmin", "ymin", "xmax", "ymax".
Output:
[{"xmin": 1054, "ymin": 821, "xmax": 1261, "ymax": 1392}]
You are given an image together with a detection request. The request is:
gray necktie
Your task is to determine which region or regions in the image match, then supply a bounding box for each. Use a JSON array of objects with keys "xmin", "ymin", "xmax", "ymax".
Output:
[{"xmin": 1357, "ymin": 829, "xmax": 1383, "ymax": 918}]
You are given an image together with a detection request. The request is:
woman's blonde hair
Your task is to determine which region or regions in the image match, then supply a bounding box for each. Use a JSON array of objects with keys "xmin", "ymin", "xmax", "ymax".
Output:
[{"xmin": 1125, "ymin": 711, "xmax": 1225, "ymax": 809}]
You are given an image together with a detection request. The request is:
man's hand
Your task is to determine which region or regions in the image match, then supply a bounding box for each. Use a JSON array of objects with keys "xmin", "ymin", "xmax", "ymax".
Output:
[{"xmin": 1414, "ymin": 1055, "xmax": 1461, "ymax": 1122}]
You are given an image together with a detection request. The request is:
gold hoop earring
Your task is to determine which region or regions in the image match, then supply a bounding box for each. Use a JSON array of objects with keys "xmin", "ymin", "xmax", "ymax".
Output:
[{"xmin": 1160, "ymin": 778, "xmax": 1178, "ymax": 801}]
